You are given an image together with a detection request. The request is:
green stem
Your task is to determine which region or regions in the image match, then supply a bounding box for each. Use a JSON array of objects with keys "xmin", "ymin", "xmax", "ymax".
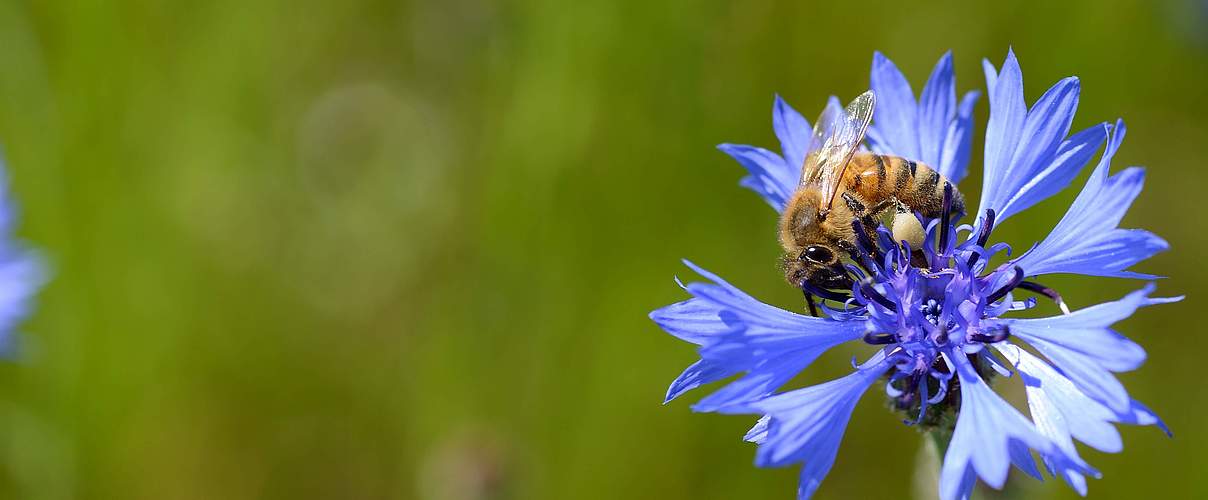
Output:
[
  {"xmin": 912, "ymin": 432, "xmax": 943, "ymax": 499},
  {"xmin": 912, "ymin": 428, "xmax": 954, "ymax": 499},
  {"xmin": 917, "ymin": 428, "xmax": 1029, "ymax": 500},
  {"xmin": 928, "ymin": 427, "xmax": 951, "ymax": 457}
]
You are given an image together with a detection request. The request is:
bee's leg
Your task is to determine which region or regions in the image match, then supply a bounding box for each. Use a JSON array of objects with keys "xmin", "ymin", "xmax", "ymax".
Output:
[
  {"xmin": 843, "ymin": 193, "xmax": 894, "ymax": 245},
  {"xmin": 803, "ymin": 291, "xmax": 819, "ymax": 317},
  {"xmin": 938, "ymin": 183, "xmax": 955, "ymax": 253},
  {"xmin": 863, "ymin": 200, "xmax": 896, "ymax": 237},
  {"xmin": 845, "ymin": 195, "xmax": 895, "ymax": 236},
  {"xmin": 865, "ymin": 200, "xmax": 896, "ymax": 219},
  {"xmin": 841, "ymin": 192, "xmax": 873, "ymax": 218}
]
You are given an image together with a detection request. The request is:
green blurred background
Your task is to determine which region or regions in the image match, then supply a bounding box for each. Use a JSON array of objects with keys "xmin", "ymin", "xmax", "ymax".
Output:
[{"xmin": 0, "ymin": 0, "xmax": 1201, "ymax": 498}]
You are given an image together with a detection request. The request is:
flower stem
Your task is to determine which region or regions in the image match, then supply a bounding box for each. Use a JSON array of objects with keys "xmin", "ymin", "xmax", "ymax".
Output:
[
  {"xmin": 928, "ymin": 428, "xmax": 951, "ymax": 456},
  {"xmin": 912, "ymin": 432, "xmax": 944, "ymax": 500},
  {"xmin": 919, "ymin": 428, "xmax": 1030, "ymax": 499}
]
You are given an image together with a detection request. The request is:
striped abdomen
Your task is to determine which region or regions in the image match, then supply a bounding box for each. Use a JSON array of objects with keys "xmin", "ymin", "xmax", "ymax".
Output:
[{"xmin": 842, "ymin": 153, "xmax": 965, "ymax": 218}]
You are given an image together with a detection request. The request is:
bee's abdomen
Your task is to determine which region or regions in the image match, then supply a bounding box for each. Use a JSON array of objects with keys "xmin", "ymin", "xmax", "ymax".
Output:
[{"xmin": 852, "ymin": 153, "xmax": 964, "ymax": 218}]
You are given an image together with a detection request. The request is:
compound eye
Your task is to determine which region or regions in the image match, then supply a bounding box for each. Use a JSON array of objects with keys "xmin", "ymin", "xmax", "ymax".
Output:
[{"xmin": 802, "ymin": 245, "xmax": 834, "ymax": 264}]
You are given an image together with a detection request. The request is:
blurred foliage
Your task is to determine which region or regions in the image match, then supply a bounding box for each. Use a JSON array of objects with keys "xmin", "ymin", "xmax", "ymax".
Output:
[{"xmin": 0, "ymin": 0, "xmax": 1201, "ymax": 499}]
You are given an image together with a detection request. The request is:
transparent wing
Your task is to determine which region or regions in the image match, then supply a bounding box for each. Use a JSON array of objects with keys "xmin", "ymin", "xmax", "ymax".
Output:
[
  {"xmin": 798, "ymin": 98, "xmax": 844, "ymax": 188},
  {"xmin": 799, "ymin": 90, "xmax": 877, "ymax": 211}
]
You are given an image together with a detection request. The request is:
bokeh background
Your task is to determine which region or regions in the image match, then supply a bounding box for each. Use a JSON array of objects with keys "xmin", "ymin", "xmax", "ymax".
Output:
[{"xmin": 0, "ymin": 0, "xmax": 1202, "ymax": 499}]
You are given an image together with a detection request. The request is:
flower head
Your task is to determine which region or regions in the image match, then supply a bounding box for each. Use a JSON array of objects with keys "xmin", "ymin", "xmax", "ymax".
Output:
[{"xmin": 654, "ymin": 49, "xmax": 1176, "ymax": 500}]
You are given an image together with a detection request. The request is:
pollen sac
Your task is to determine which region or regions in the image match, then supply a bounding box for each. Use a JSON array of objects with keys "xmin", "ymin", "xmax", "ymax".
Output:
[{"xmin": 892, "ymin": 212, "xmax": 926, "ymax": 250}]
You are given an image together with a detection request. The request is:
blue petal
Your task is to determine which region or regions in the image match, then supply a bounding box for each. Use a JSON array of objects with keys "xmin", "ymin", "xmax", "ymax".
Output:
[
  {"xmin": 939, "ymin": 351, "xmax": 1069, "ymax": 500},
  {"xmin": 917, "ymin": 51, "xmax": 955, "ymax": 168},
  {"xmin": 650, "ymin": 261, "xmax": 866, "ymax": 407},
  {"xmin": 719, "ymin": 144, "xmax": 797, "ymax": 211},
  {"xmin": 721, "ymin": 96, "xmax": 819, "ymax": 212},
  {"xmin": 867, "ymin": 52, "xmax": 978, "ymax": 186},
  {"xmin": 996, "ymin": 78, "xmax": 1081, "ymax": 213},
  {"xmin": 692, "ymin": 348, "xmax": 828, "ymax": 412},
  {"xmin": 773, "ymin": 95, "xmax": 812, "ymax": 176},
  {"xmin": 650, "ymin": 295, "xmax": 739, "ymax": 347},
  {"xmin": 1002, "ymin": 343, "xmax": 1171, "ymax": 495},
  {"xmin": 719, "ymin": 352, "xmax": 889, "ymax": 500},
  {"xmin": 998, "ymin": 344, "xmax": 1111, "ymax": 495},
  {"xmin": 979, "ymin": 50, "xmax": 1026, "ymax": 216},
  {"xmin": 869, "ymin": 52, "xmax": 920, "ymax": 160},
  {"xmin": 1013, "ymin": 120, "xmax": 1168, "ymax": 278},
  {"xmin": 995, "ymin": 120, "xmax": 1105, "ymax": 222},
  {"xmin": 665, "ymin": 359, "xmax": 740, "ymax": 403},
  {"xmin": 977, "ymin": 49, "xmax": 1103, "ymax": 225},
  {"xmin": 938, "ymin": 90, "xmax": 980, "ymax": 184},
  {"xmin": 864, "ymin": 124, "xmax": 887, "ymax": 154},
  {"xmin": 744, "ymin": 415, "xmax": 770, "ymax": 444},
  {"xmin": 1000, "ymin": 344, "xmax": 1123, "ymax": 451},
  {"xmin": 1007, "ymin": 439, "xmax": 1044, "ymax": 480},
  {"xmin": 1116, "ymin": 399, "xmax": 1171, "ymax": 435},
  {"xmin": 999, "ymin": 285, "xmax": 1180, "ymax": 413},
  {"xmin": 946, "ymin": 467, "xmax": 978, "ymax": 500},
  {"xmin": 982, "ymin": 58, "xmax": 999, "ymax": 95}
]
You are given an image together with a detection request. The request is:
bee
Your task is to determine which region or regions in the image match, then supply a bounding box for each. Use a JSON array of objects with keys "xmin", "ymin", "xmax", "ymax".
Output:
[{"xmin": 780, "ymin": 90, "xmax": 965, "ymax": 313}]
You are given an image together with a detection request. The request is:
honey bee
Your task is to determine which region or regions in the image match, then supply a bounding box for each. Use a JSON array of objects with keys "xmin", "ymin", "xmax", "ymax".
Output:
[{"xmin": 780, "ymin": 90, "xmax": 965, "ymax": 312}]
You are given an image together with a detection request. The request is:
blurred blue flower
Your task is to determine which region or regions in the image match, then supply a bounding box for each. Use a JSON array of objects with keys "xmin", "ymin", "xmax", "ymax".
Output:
[
  {"xmin": 0, "ymin": 158, "xmax": 44, "ymax": 354},
  {"xmin": 653, "ymin": 49, "xmax": 1176, "ymax": 500}
]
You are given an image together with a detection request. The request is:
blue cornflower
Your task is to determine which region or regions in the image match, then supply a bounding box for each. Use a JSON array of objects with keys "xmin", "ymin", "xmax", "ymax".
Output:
[
  {"xmin": 0, "ymin": 157, "xmax": 43, "ymax": 354},
  {"xmin": 653, "ymin": 50, "xmax": 1176, "ymax": 499}
]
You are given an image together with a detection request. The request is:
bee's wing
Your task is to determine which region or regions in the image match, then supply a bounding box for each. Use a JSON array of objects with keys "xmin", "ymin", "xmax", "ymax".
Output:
[{"xmin": 799, "ymin": 90, "xmax": 876, "ymax": 211}]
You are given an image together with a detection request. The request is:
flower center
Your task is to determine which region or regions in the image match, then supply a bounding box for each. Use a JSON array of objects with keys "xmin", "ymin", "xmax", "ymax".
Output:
[
  {"xmin": 918, "ymin": 298, "xmax": 942, "ymax": 326},
  {"xmin": 806, "ymin": 187, "xmax": 1073, "ymax": 429},
  {"xmin": 832, "ymin": 192, "xmax": 1018, "ymax": 426}
]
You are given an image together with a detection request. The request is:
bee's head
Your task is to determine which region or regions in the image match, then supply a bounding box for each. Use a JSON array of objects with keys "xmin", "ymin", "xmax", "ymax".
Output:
[
  {"xmin": 780, "ymin": 189, "xmax": 854, "ymax": 292},
  {"xmin": 796, "ymin": 244, "xmax": 853, "ymax": 291},
  {"xmin": 780, "ymin": 189, "xmax": 826, "ymax": 249}
]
